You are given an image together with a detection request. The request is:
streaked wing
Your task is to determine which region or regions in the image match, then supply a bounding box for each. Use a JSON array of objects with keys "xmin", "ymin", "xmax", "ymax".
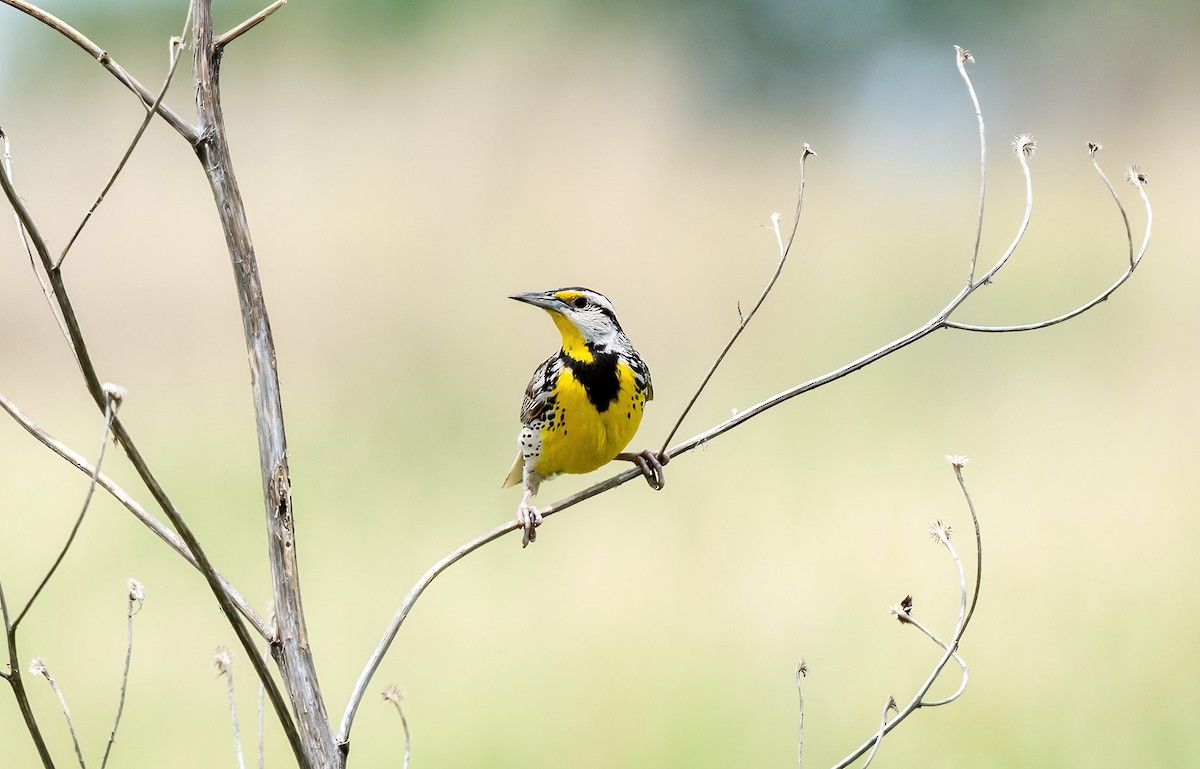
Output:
[{"xmin": 520, "ymin": 354, "xmax": 560, "ymax": 424}]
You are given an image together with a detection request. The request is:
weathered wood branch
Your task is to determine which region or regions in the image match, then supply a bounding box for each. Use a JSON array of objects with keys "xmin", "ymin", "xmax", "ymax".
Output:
[{"xmin": 190, "ymin": 1, "xmax": 337, "ymax": 766}]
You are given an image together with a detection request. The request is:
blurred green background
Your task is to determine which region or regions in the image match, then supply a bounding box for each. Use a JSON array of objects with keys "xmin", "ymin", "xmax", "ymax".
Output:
[{"xmin": 1, "ymin": 0, "xmax": 1198, "ymax": 766}]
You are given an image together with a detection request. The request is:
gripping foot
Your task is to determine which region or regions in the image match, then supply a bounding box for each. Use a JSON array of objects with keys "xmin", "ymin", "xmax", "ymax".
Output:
[
  {"xmin": 616, "ymin": 449, "xmax": 668, "ymax": 491},
  {"xmin": 516, "ymin": 491, "xmax": 543, "ymax": 547}
]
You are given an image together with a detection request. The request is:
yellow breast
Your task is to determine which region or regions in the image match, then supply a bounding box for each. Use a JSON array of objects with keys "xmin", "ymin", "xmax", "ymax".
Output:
[{"xmin": 535, "ymin": 361, "xmax": 646, "ymax": 476}]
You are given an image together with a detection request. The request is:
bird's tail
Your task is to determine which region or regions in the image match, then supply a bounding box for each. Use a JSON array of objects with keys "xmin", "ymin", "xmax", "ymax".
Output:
[{"xmin": 501, "ymin": 452, "xmax": 523, "ymax": 489}]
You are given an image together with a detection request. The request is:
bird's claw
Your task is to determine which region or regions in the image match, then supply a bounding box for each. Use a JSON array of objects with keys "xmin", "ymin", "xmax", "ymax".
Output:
[
  {"xmin": 517, "ymin": 503, "xmax": 543, "ymax": 548},
  {"xmin": 620, "ymin": 449, "xmax": 668, "ymax": 490}
]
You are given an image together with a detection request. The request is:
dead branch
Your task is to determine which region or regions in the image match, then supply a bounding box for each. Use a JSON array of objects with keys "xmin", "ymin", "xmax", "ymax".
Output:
[{"xmin": 189, "ymin": 0, "xmax": 335, "ymax": 763}]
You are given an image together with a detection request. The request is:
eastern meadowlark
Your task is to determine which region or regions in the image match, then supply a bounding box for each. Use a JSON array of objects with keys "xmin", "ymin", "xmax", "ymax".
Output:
[{"xmin": 503, "ymin": 287, "xmax": 666, "ymax": 546}]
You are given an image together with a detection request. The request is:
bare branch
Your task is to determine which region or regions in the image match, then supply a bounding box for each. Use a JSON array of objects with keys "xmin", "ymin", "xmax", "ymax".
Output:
[
  {"xmin": 382, "ymin": 686, "xmax": 412, "ymax": 769},
  {"xmin": 30, "ymin": 657, "xmax": 87, "ymax": 768},
  {"xmin": 860, "ymin": 696, "xmax": 898, "ymax": 769},
  {"xmin": 971, "ymin": 134, "xmax": 1036, "ymax": 288},
  {"xmin": 948, "ymin": 455, "xmax": 982, "ymax": 633},
  {"xmin": 944, "ymin": 153, "xmax": 1151, "ymax": 334},
  {"xmin": 190, "ymin": 0, "xmax": 331, "ymax": 760},
  {"xmin": 658, "ymin": 144, "xmax": 815, "ymax": 454},
  {"xmin": 891, "ymin": 601, "xmax": 970, "ymax": 707},
  {"xmin": 13, "ymin": 384, "xmax": 123, "ymax": 631},
  {"xmin": 100, "ymin": 579, "xmax": 145, "ymax": 769},
  {"xmin": 955, "ymin": 45, "xmax": 986, "ymax": 286},
  {"xmin": 0, "ymin": 389, "xmax": 272, "ymax": 639},
  {"xmin": 258, "ymin": 639, "xmax": 269, "ymax": 769},
  {"xmin": 832, "ymin": 459, "xmax": 983, "ymax": 768},
  {"xmin": 0, "ymin": 0, "xmax": 199, "ymax": 142},
  {"xmin": 57, "ymin": 8, "xmax": 194, "ymax": 269},
  {"xmin": 795, "ymin": 660, "xmax": 807, "ymax": 769},
  {"xmin": 0, "ymin": 578, "xmax": 54, "ymax": 767},
  {"xmin": 0, "ymin": 127, "xmax": 74, "ymax": 352},
  {"xmin": 214, "ymin": 648, "xmax": 247, "ymax": 769},
  {"xmin": 1088, "ymin": 142, "xmax": 1134, "ymax": 268},
  {"xmin": 215, "ymin": 0, "xmax": 288, "ymax": 49}
]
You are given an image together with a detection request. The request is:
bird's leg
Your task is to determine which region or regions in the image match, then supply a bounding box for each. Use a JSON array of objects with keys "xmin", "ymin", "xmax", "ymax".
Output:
[
  {"xmin": 616, "ymin": 449, "xmax": 668, "ymax": 490},
  {"xmin": 516, "ymin": 488, "xmax": 543, "ymax": 548}
]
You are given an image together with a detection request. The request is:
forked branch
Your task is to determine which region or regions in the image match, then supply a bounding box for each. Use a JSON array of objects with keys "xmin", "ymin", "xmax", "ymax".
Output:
[
  {"xmin": 828, "ymin": 456, "xmax": 981, "ymax": 768},
  {"xmin": 339, "ymin": 46, "xmax": 1151, "ymax": 748}
]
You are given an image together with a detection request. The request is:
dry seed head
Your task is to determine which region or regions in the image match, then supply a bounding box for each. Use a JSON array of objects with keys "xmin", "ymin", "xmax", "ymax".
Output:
[
  {"xmin": 1013, "ymin": 134, "xmax": 1037, "ymax": 158},
  {"xmin": 945, "ymin": 454, "xmax": 970, "ymax": 469},
  {"xmin": 102, "ymin": 383, "xmax": 127, "ymax": 408},
  {"xmin": 382, "ymin": 685, "xmax": 402, "ymax": 705},
  {"xmin": 127, "ymin": 578, "xmax": 144, "ymax": 603},
  {"xmin": 955, "ymin": 45, "xmax": 974, "ymax": 64},
  {"xmin": 213, "ymin": 647, "xmax": 232, "ymax": 676},
  {"xmin": 28, "ymin": 657, "xmax": 48, "ymax": 677},
  {"xmin": 1127, "ymin": 165, "xmax": 1149, "ymax": 186},
  {"xmin": 1088, "ymin": 141, "xmax": 1102, "ymax": 159}
]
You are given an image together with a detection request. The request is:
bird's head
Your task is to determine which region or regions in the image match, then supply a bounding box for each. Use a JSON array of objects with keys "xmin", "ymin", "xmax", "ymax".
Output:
[{"xmin": 510, "ymin": 287, "xmax": 627, "ymax": 361}]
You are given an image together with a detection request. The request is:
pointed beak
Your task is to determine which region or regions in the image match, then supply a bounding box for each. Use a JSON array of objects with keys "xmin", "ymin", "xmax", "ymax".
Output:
[{"xmin": 509, "ymin": 291, "xmax": 562, "ymax": 312}]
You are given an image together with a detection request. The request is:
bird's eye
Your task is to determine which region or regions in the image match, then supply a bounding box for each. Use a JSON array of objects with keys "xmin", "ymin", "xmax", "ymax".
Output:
[{"xmin": 572, "ymin": 296, "xmax": 588, "ymax": 309}]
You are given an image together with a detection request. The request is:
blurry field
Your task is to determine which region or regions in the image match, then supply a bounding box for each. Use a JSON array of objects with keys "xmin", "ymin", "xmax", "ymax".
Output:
[{"xmin": 1, "ymin": 1, "xmax": 1199, "ymax": 767}]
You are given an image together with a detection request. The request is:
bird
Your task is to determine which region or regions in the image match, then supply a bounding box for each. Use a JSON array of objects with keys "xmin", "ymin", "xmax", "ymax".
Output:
[{"xmin": 503, "ymin": 287, "xmax": 666, "ymax": 546}]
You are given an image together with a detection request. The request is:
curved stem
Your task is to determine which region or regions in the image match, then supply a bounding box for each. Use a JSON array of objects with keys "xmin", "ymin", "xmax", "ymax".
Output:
[
  {"xmin": 658, "ymin": 145, "xmax": 814, "ymax": 453},
  {"xmin": 955, "ymin": 45, "xmax": 986, "ymax": 286},
  {"xmin": 0, "ymin": 579, "xmax": 55, "ymax": 768}
]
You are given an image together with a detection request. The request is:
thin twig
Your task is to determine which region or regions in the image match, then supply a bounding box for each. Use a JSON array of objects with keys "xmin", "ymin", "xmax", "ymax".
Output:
[
  {"xmin": 892, "ymin": 606, "xmax": 969, "ymax": 707},
  {"xmin": 382, "ymin": 686, "xmax": 412, "ymax": 769},
  {"xmin": 215, "ymin": 648, "xmax": 246, "ymax": 769},
  {"xmin": 101, "ymin": 579, "xmax": 144, "ymax": 769},
  {"xmin": 831, "ymin": 459, "xmax": 982, "ymax": 769},
  {"xmin": 860, "ymin": 697, "xmax": 898, "ymax": 769},
  {"xmin": 945, "ymin": 152, "xmax": 1151, "ymax": 334},
  {"xmin": 14, "ymin": 384, "xmax": 122, "ymax": 631},
  {"xmin": 971, "ymin": 134, "xmax": 1035, "ymax": 289},
  {"xmin": 955, "ymin": 45, "xmax": 986, "ymax": 286},
  {"xmin": 795, "ymin": 660, "xmax": 807, "ymax": 769},
  {"xmin": 659, "ymin": 144, "xmax": 815, "ymax": 454},
  {"xmin": 0, "ymin": 577, "xmax": 54, "ymax": 767},
  {"xmin": 57, "ymin": 8, "xmax": 193, "ymax": 268},
  {"xmin": 0, "ymin": 0, "xmax": 199, "ymax": 141},
  {"xmin": 1087, "ymin": 143, "xmax": 1134, "ymax": 269},
  {"xmin": 214, "ymin": 0, "xmax": 287, "ymax": 49},
  {"xmin": 0, "ymin": 127, "xmax": 73, "ymax": 352},
  {"xmin": 0, "ymin": 389, "xmax": 272, "ymax": 639},
  {"xmin": 30, "ymin": 657, "xmax": 87, "ymax": 768},
  {"xmin": 258, "ymin": 638, "xmax": 270, "ymax": 769},
  {"xmin": 950, "ymin": 457, "xmax": 983, "ymax": 633}
]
